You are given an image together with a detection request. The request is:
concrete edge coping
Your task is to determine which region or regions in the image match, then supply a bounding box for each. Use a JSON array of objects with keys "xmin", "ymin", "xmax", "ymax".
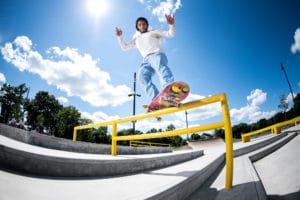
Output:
[
  {"xmin": 228, "ymin": 132, "xmax": 298, "ymax": 200},
  {"xmin": 0, "ymin": 137, "xmax": 204, "ymax": 178},
  {"xmin": 234, "ymin": 132, "xmax": 287, "ymax": 157},
  {"xmin": 112, "ymin": 132, "xmax": 297, "ymax": 199},
  {"xmin": 0, "ymin": 123, "xmax": 172, "ymax": 154}
]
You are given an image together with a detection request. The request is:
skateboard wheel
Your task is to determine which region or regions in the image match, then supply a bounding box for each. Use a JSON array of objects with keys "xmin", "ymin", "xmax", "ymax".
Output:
[
  {"xmin": 156, "ymin": 116, "xmax": 162, "ymax": 121},
  {"xmin": 182, "ymin": 86, "xmax": 189, "ymax": 93},
  {"xmin": 171, "ymin": 85, "xmax": 181, "ymax": 93}
]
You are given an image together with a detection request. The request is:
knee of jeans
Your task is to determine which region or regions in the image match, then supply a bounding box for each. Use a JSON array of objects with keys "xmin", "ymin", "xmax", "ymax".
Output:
[{"xmin": 138, "ymin": 68, "xmax": 152, "ymax": 86}]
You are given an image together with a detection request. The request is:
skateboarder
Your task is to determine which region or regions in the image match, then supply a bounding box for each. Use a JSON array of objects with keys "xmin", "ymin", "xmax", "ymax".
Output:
[{"xmin": 115, "ymin": 14, "xmax": 175, "ymax": 101}]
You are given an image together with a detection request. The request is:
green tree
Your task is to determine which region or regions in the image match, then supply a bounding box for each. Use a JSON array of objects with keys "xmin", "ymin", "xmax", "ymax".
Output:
[
  {"xmin": 232, "ymin": 123, "xmax": 250, "ymax": 138},
  {"xmin": 25, "ymin": 91, "xmax": 62, "ymax": 134},
  {"xmin": 292, "ymin": 93, "xmax": 300, "ymax": 117},
  {"xmin": 94, "ymin": 126, "xmax": 111, "ymax": 144},
  {"xmin": 214, "ymin": 128, "xmax": 225, "ymax": 139},
  {"xmin": 56, "ymin": 106, "xmax": 81, "ymax": 139},
  {"xmin": 166, "ymin": 124, "xmax": 176, "ymax": 131},
  {"xmin": 278, "ymin": 94, "xmax": 289, "ymax": 120},
  {"xmin": 147, "ymin": 128, "xmax": 158, "ymax": 133},
  {"xmin": 191, "ymin": 133, "xmax": 201, "ymax": 141},
  {"xmin": 77, "ymin": 118, "xmax": 96, "ymax": 142},
  {"xmin": 0, "ymin": 83, "xmax": 29, "ymax": 123}
]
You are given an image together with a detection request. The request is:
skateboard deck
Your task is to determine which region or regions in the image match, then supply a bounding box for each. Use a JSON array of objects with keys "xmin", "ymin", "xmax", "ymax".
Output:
[{"xmin": 146, "ymin": 81, "xmax": 190, "ymax": 113}]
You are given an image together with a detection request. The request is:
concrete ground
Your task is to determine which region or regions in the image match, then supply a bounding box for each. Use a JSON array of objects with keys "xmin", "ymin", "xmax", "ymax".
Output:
[
  {"xmin": 187, "ymin": 125, "xmax": 300, "ymax": 200},
  {"xmin": 254, "ymin": 133, "xmax": 300, "ymax": 199},
  {"xmin": 0, "ymin": 135, "xmax": 225, "ymax": 200},
  {"xmin": 0, "ymin": 125, "xmax": 299, "ymax": 200}
]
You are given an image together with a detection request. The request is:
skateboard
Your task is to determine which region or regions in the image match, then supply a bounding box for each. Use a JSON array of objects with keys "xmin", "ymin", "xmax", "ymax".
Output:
[{"xmin": 145, "ymin": 81, "xmax": 190, "ymax": 116}]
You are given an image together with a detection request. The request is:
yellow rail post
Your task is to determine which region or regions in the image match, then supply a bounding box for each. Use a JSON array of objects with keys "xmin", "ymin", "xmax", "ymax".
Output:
[
  {"xmin": 221, "ymin": 94, "xmax": 233, "ymax": 190},
  {"xmin": 73, "ymin": 127, "xmax": 77, "ymax": 141},
  {"xmin": 111, "ymin": 122, "xmax": 117, "ymax": 156},
  {"xmin": 273, "ymin": 126, "xmax": 281, "ymax": 135}
]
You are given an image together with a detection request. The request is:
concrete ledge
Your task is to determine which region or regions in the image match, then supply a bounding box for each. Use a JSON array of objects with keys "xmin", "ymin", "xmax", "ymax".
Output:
[
  {"xmin": 150, "ymin": 153, "xmax": 225, "ymax": 200},
  {"xmin": 216, "ymin": 132, "xmax": 298, "ymax": 200},
  {"xmin": 212, "ymin": 156, "xmax": 267, "ymax": 200},
  {"xmin": 0, "ymin": 123, "xmax": 172, "ymax": 154},
  {"xmin": 234, "ymin": 132, "xmax": 287, "ymax": 157},
  {"xmin": 249, "ymin": 132, "xmax": 297, "ymax": 162},
  {"xmin": 187, "ymin": 131, "xmax": 298, "ymax": 200},
  {"xmin": 0, "ymin": 140, "xmax": 203, "ymax": 178}
]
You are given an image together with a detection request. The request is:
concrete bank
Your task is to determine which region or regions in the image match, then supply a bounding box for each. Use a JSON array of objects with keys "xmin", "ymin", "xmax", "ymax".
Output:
[
  {"xmin": 0, "ymin": 123, "xmax": 171, "ymax": 154},
  {"xmin": 0, "ymin": 135, "xmax": 203, "ymax": 178}
]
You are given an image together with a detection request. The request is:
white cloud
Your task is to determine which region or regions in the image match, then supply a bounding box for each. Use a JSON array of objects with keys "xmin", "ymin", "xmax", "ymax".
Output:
[
  {"xmin": 57, "ymin": 96, "xmax": 68, "ymax": 104},
  {"xmin": 230, "ymin": 89, "xmax": 276, "ymax": 124},
  {"xmin": 291, "ymin": 28, "xmax": 300, "ymax": 54},
  {"xmin": 80, "ymin": 111, "xmax": 119, "ymax": 123},
  {"xmin": 247, "ymin": 89, "xmax": 267, "ymax": 106},
  {"xmin": 175, "ymin": 93, "xmax": 222, "ymax": 122},
  {"xmin": 80, "ymin": 110, "xmax": 131, "ymax": 130},
  {"xmin": 139, "ymin": 0, "xmax": 182, "ymax": 22},
  {"xmin": 287, "ymin": 93, "xmax": 296, "ymax": 103},
  {"xmin": 152, "ymin": 0, "xmax": 182, "ymax": 22},
  {"xmin": 0, "ymin": 73, "xmax": 6, "ymax": 83},
  {"xmin": 0, "ymin": 36, "xmax": 131, "ymax": 107}
]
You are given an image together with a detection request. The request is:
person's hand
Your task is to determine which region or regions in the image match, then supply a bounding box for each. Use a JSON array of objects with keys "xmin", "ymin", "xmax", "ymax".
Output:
[
  {"xmin": 165, "ymin": 14, "xmax": 175, "ymax": 25},
  {"xmin": 115, "ymin": 27, "xmax": 123, "ymax": 36}
]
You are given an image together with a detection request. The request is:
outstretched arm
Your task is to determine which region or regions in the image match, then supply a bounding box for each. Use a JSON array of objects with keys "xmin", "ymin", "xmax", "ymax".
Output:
[
  {"xmin": 115, "ymin": 27, "xmax": 136, "ymax": 50},
  {"xmin": 155, "ymin": 14, "xmax": 175, "ymax": 38}
]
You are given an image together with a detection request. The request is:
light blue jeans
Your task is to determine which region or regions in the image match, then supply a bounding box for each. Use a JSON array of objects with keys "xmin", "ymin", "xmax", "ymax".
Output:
[{"xmin": 138, "ymin": 52, "xmax": 174, "ymax": 100}]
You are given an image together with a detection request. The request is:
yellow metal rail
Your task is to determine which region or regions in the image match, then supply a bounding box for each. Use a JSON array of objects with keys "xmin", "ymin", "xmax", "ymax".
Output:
[
  {"xmin": 242, "ymin": 116, "xmax": 300, "ymax": 143},
  {"xmin": 73, "ymin": 93, "xmax": 233, "ymax": 190},
  {"xmin": 129, "ymin": 140, "xmax": 170, "ymax": 147}
]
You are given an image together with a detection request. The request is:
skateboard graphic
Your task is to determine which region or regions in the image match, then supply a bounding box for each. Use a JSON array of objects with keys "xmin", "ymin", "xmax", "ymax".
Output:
[{"xmin": 145, "ymin": 81, "xmax": 190, "ymax": 114}]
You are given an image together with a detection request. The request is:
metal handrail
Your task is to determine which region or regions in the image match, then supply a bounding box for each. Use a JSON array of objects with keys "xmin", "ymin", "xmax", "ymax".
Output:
[
  {"xmin": 242, "ymin": 116, "xmax": 300, "ymax": 143},
  {"xmin": 73, "ymin": 93, "xmax": 233, "ymax": 190}
]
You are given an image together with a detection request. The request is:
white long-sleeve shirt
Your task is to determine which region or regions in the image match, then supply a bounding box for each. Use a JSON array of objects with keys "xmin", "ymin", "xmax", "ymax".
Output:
[{"xmin": 117, "ymin": 25, "xmax": 175, "ymax": 58}]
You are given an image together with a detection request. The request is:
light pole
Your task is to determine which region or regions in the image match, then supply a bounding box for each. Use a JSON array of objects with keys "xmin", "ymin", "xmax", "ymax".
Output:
[
  {"xmin": 128, "ymin": 72, "xmax": 141, "ymax": 134},
  {"xmin": 281, "ymin": 64, "xmax": 295, "ymax": 104},
  {"xmin": 185, "ymin": 110, "xmax": 189, "ymax": 140}
]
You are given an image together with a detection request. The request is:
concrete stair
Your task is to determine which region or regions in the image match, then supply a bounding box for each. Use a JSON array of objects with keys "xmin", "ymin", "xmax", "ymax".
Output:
[
  {"xmin": 0, "ymin": 123, "xmax": 172, "ymax": 155},
  {"xmin": 0, "ymin": 123, "xmax": 299, "ymax": 200},
  {"xmin": 187, "ymin": 129, "xmax": 299, "ymax": 200}
]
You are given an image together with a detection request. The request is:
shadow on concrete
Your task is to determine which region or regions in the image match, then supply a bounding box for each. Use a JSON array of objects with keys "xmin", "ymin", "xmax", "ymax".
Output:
[
  {"xmin": 186, "ymin": 159, "xmax": 225, "ymax": 199},
  {"xmin": 268, "ymin": 191, "xmax": 300, "ymax": 200}
]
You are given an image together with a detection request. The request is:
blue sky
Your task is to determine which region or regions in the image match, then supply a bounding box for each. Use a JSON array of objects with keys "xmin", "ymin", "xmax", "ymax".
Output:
[{"xmin": 0, "ymin": 0, "xmax": 300, "ymax": 132}]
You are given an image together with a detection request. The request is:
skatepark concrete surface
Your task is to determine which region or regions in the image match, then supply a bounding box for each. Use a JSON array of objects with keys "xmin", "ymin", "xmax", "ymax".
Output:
[{"xmin": 1, "ymin": 123, "xmax": 300, "ymax": 200}]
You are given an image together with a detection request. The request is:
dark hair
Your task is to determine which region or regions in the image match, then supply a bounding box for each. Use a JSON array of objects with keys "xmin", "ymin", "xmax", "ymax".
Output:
[{"xmin": 135, "ymin": 17, "xmax": 148, "ymax": 31}]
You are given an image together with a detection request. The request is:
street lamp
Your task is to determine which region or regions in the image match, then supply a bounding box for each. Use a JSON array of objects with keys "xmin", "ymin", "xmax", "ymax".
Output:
[
  {"xmin": 128, "ymin": 72, "xmax": 141, "ymax": 134},
  {"xmin": 281, "ymin": 64, "xmax": 295, "ymax": 104},
  {"xmin": 185, "ymin": 110, "xmax": 189, "ymax": 140}
]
